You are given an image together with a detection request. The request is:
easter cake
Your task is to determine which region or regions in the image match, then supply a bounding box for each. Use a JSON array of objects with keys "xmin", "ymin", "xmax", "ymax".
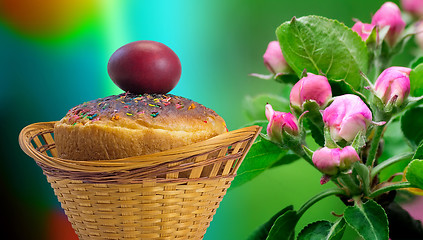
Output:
[{"xmin": 54, "ymin": 93, "xmax": 226, "ymax": 160}]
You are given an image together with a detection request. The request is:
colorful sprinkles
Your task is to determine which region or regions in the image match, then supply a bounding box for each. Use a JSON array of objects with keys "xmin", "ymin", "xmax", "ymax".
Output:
[
  {"xmin": 175, "ymin": 103, "xmax": 184, "ymax": 109},
  {"xmin": 66, "ymin": 93, "xmax": 210, "ymax": 126},
  {"xmin": 188, "ymin": 103, "xmax": 196, "ymax": 110}
]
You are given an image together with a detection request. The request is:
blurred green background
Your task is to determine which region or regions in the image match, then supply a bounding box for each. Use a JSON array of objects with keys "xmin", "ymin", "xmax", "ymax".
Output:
[{"xmin": 0, "ymin": 0, "xmax": 416, "ymax": 239}]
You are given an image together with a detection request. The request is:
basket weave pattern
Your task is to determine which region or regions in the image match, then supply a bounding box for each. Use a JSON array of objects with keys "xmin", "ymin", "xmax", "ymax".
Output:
[{"xmin": 19, "ymin": 122, "xmax": 260, "ymax": 240}]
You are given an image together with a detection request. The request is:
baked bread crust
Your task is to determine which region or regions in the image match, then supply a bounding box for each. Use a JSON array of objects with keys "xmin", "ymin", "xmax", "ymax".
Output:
[{"xmin": 54, "ymin": 93, "xmax": 227, "ymax": 160}]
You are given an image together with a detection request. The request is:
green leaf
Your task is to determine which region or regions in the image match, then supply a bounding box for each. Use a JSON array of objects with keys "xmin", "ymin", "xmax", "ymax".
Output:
[
  {"xmin": 270, "ymin": 152, "xmax": 300, "ymax": 168},
  {"xmin": 401, "ymin": 107, "xmax": 423, "ymax": 148},
  {"xmin": 352, "ymin": 162, "xmax": 370, "ymax": 196},
  {"xmin": 248, "ymin": 206, "xmax": 294, "ymax": 240},
  {"xmin": 301, "ymin": 101, "xmax": 325, "ymax": 146},
  {"xmin": 351, "ymin": 131, "xmax": 366, "ymax": 153},
  {"xmin": 306, "ymin": 118, "xmax": 325, "ymax": 146},
  {"xmin": 302, "ymin": 145, "xmax": 314, "ymax": 161},
  {"xmin": 324, "ymin": 126, "xmax": 340, "ymax": 149},
  {"xmin": 328, "ymin": 79, "xmax": 367, "ymax": 101},
  {"xmin": 413, "ymin": 142, "xmax": 423, "ymax": 160},
  {"xmin": 276, "ymin": 16, "xmax": 368, "ymax": 90},
  {"xmin": 230, "ymin": 137, "xmax": 287, "ymax": 188},
  {"xmin": 274, "ymin": 73, "xmax": 300, "ymax": 85},
  {"xmin": 297, "ymin": 219, "xmax": 346, "ymax": 240},
  {"xmin": 378, "ymin": 120, "xmax": 413, "ymax": 182},
  {"xmin": 243, "ymin": 94, "xmax": 290, "ymax": 122},
  {"xmin": 410, "ymin": 63, "xmax": 423, "ymax": 97},
  {"xmin": 327, "ymin": 219, "xmax": 347, "ymax": 240},
  {"xmin": 266, "ymin": 210, "xmax": 299, "ymax": 240},
  {"xmin": 406, "ymin": 159, "xmax": 423, "ymax": 190},
  {"xmin": 391, "ymin": 33, "xmax": 413, "ymax": 56},
  {"xmin": 410, "ymin": 56, "xmax": 423, "ymax": 69},
  {"xmin": 365, "ymin": 26, "xmax": 379, "ymax": 49},
  {"xmin": 329, "ymin": 79, "xmax": 357, "ymax": 96},
  {"xmin": 344, "ymin": 200, "xmax": 389, "ymax": 240},
  {"xmin": 303, "ymin": 101, "xmax": 323, "ymax": 124}
]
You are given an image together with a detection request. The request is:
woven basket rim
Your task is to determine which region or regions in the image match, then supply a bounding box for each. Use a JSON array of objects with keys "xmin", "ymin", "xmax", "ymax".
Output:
[{"xmin": 19, "ymin": 121, "xmax": 261, "ymax": 173}]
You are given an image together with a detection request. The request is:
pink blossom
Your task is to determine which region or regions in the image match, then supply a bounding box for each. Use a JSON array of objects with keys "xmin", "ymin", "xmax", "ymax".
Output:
[
  {"xmin": 265, "ymin": 104, "xmax": 299, "ymax": 143},
  {"xmin": 323, "ymin": 94, "xmax": 372, "ymax": 142},
  {"xmin": 312, "ymin": 146, "xmax": 360, "ymax": 175},
  {"xmin": 352, "ymin": 21, "xmax": 376, "ymax": 41},
  {"xmin": 401, "ymin": 0, "xmax": 423, "ymax": 17},
  {"xmin": 263, "ymin": 41, "xmax": 291, "ymax": 74},
  {"xmin": 372, "ymin": 2, "xmax": 406, "ymax": 46},
  {"xmin": 289, "ymin": 73, "xmax": 332, "ymax": 110},
  {"xmin": 375, "ymin": 66, "xmax": 411, "ymax": 106}
]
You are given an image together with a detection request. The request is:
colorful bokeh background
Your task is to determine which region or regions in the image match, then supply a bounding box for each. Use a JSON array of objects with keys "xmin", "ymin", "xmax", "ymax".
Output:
[{"xmin": 1, "ymin": 0, "xmax": 420, "ymax": 239}]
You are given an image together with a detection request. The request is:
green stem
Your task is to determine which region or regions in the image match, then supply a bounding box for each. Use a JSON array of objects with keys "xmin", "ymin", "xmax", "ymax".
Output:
[
  {"xmin": 298, "ymin": 148, "xmax": 313, "ymax": 166},
  {"xmin": 289, "ymin": 141, "xmax": 314, "ymax": 166},
  {"xmin": 373, "ymin": 57, "xmax": 383, "ymax": 82},
  {"xmin": 297, "ymin": 188, "xmax": 346, "ymax": 217},
  {"xmin": 371, "ymin": 152, "xmax": 414, "ymax": 179},
  {"xmin": 366, "ymin": 124, "xmax": 385, "ymax": 167},
  {"xmin": 337, "ymin": 174, "xmax": 362, "ymax": 196},
  {"xmin": 371, "ymin": 50, "xmax": 390, "ymax": 82},
  {"xmin": 369, "ymin": 182, "xmax": 413, "ymax": 198}
]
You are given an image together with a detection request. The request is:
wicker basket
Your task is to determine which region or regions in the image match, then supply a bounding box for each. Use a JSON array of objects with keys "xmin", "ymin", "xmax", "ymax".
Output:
[{"xmin": 19, "ymin": 122, "xmax": 260, "ymax": 240}]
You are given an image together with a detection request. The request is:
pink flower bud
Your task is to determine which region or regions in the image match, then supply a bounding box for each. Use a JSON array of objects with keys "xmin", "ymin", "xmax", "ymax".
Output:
[
  {"xmin": 265, "ymin": 104, "xmax": 299, "ymax": 142},
  {"xmin": 263, "ymin": 41, "xmax": 291, "ymax": 74},
  {"xmin": 323, "ymin": 94, "xmax": 372, "ymax": 142},
  {"xmin": 371, "ymin": 2, "xmax": 406, "ymax": 46},
  {"xmin": 289, "ymin": 73, "xmax": 332, "ymax": 110},
  {"xmin": 401, "ymin": 0, "xmax": 423, "ymax": 17},
  {"xmin": 375, "ymin": 67, "xmax": 411, "ymax": 107},
  {"xmin": 312, "ymin": 146, "xmax": 360, "ymax": 175},
  {"xmin": 352, "ymin": 21, "xmax": 376, "ymax": 41},
  {"xmin": 339, "ymin": 146, "xmax": 361, "ymax": 169}
]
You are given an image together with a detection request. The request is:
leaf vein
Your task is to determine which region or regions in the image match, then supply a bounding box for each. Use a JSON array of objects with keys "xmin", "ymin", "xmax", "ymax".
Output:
[{"xmin": 291, "ymin": 18, "xmax": 320, "ymax": 72}]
